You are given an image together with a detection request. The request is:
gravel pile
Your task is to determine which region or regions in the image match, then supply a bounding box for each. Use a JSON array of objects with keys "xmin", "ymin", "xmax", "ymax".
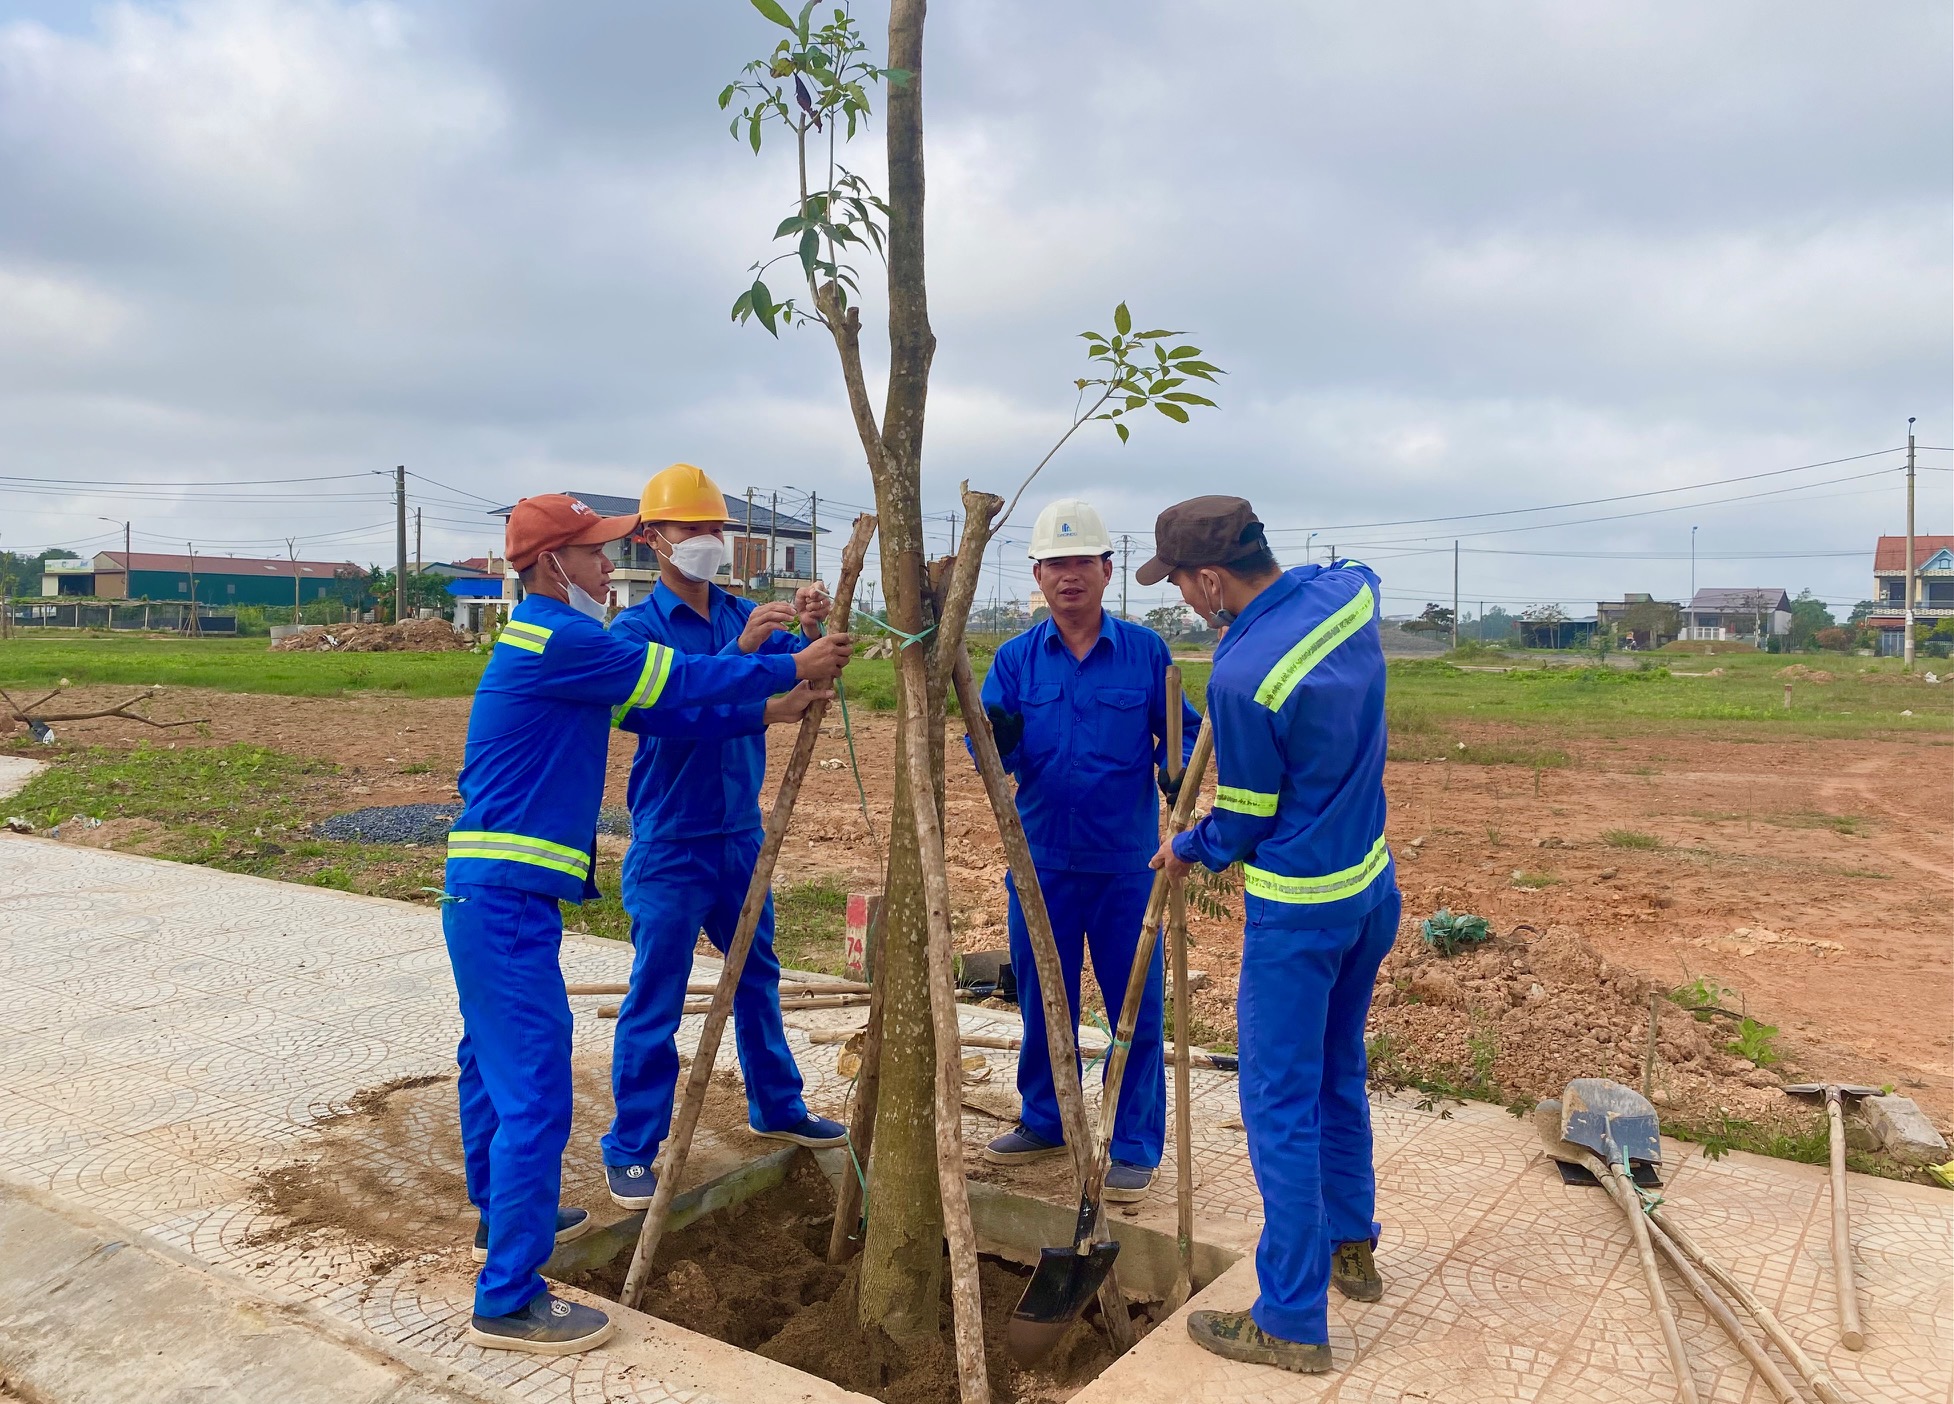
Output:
[{"xmin": 314, "ymin": 803, "xmax": 634, "ymax": 846}]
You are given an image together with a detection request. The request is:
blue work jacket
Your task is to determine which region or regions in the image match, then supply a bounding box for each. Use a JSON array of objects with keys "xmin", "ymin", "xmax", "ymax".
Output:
[
  {"xmin": 977, "ymin": 612, "xmax": 1200, "ymax": 874},
  {"xmin": 446, "ymin": 593, "xmax": 798, "ymax": 903},
  {"xmin": 1173, "ymin": 563, "xmax": 1395, "ymax": 928},
  {"xmin": 610, "ymin": 581, "xmax": 807, "ymax": 848}
]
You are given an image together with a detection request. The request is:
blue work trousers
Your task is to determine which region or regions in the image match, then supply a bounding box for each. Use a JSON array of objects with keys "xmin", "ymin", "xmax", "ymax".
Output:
[
  {"xmin": 1006, "ymin": 867, "xmax": 1163, "ymax": 1167},
  {"xmin": 602, "ymin": 831, "xmax": 807, "ymax": 1166},
  {"xmin": 1238, "ymin": 884, "xmax": 1401, "ymax": 1344},
  {"xmin": 443, "ymin": 883, "xmax": 573, "ymax": 1319}
]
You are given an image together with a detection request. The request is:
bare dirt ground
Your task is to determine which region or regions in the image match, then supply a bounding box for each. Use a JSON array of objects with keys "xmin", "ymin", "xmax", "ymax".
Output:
[{"xmin": 23, "ymin": 685, "xmax": 1954, "ymax": 1132}]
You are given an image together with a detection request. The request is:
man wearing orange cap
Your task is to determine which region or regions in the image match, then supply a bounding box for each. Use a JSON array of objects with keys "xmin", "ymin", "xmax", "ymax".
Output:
[
  {"xmin": 600, "ymin": 464, "xmax": 847, "ymax": 1207},
  {"xmin": 445, "ymin": 493, "xmax": 851, "ymax": 1355}
]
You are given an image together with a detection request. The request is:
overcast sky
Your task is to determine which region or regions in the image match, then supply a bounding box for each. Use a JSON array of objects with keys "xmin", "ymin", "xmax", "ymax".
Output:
[{"xmin": 2, "ymin": 0, "xmax": 1949, "ymax": 617}]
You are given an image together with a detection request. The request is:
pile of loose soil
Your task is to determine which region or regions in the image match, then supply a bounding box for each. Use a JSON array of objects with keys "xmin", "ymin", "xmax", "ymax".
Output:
[
  {"xmin": 567, "ymin": 1158, "xmax": 1120, "ymax": 1404},
  {"xmin": 270, "ymin": 619, "xmax": 471, "ymax": 652},
  {"xmin": 1776, "ymin": 665, "xmax": 1836, "ymax": 683},
  {"xmin": 1369, "ymin": 925, "xmax": 1817, "ymax": 1129}
]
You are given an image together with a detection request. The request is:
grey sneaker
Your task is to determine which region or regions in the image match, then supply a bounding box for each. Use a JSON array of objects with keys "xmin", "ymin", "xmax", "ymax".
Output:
[
  {"xmin": 1332, "ymin": 1239, "xmax": 1383, "ymax": 1302},
  {"xmin": 982, "ymin": 1124, "xmax": 1064, "ymax": 1165},
  {"xmin": 1186, "ymin": 1309, "xmax": 1330, "ymax": 1373},
  {"xmin": 752, "ymin": 1113, "xmax": 848, "ymax": 1148},
  {"xmin": 472, "ymin": 1206, "xmax": 592, "ymax": 1262},
  {"xmin": 606, "ymin": 1162, "xmax": 657, "ymax": 1209},
  {"xmin": 467, "ymin": 1292, "xmax": 614, "ymax": 1356},
  {"xmin": 1102, "ymin": 1162, "xmax": 1155, "ymax": 1203}
]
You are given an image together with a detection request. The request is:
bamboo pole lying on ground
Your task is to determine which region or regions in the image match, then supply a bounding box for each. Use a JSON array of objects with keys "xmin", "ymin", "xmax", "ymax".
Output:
[
  {"xmin": 565, "ymin": 979, "xmax": 872, "ymax": 998},
  {"xmin": 951, "ymin": 646, "xmax": 1136, "ymax": 1350},
  {"xmin": 616, "ymin": 513, "xmax": 876, "ymax": 1312},
  {"xmin": 806, "ymin": 1025, "xmax": 1236, "ymax": 1071}
]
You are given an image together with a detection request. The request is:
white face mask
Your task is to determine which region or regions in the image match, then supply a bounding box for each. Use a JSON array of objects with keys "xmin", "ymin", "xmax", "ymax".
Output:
[
  {"xmin": 663, "ymin": 533, "xmax": 727, "ymax": 583},
  {"xmin": 547, "ymin": 552, "xmax": 609, "ymax": 621}
]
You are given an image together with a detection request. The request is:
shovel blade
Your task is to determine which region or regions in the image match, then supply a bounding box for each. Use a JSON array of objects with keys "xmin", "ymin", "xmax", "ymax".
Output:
[
  {"xmin": 1006, "ymin": 1239, "xmax": 1121, "ymax": 1367},
  {"xmin": 1561, "ymin": 1078, "xmax": 1661, "ymax": 1166}
]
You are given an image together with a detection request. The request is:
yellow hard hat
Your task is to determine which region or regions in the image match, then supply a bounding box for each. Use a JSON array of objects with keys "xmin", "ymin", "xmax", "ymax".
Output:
[{"xmin": 639, "ymin": 463, "xmax": 730, "ymax": 524}]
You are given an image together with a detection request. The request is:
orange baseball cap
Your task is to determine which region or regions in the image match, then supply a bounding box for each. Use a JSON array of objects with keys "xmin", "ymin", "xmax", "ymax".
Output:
[{"xmin": 505, "ymin": 493, "xmax": 640, "ymax": 571}]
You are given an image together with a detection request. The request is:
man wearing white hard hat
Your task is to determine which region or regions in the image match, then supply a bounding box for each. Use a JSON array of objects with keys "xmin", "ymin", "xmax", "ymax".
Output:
[{"xmin": 970, "ymin": 498, "xmax": 1199, "ymax": 1200}]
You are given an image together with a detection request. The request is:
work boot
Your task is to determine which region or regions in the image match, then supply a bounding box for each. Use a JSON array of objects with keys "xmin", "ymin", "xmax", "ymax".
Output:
[
  {"xmin": 1102, "ymin": 1162, "xmax": 1155, "ymax": 1203},
  {"xmin": 472, "ymin": 1207, "xmax": 592, "ymax": 1263},
  {"xmin": 1332, "ymin": 1239, "xmax": 1384, "ymax": 1302},
  {"xmin": 1186, "ymin": 1310, "xmax": 1331, "ymax": 1374},
  {"xmin": 467, "ymin": 1292, "xmax": 614, "ymax": 1356},
  {"xmin": 753, "ymin": 1113, "xmax": 848, "ymax": 1148},
  {"xmin": 606, "ymin": 1162, "xmax": 657, "ymax": 1209},
  {"xmin": 983, "ymin": 1124, "xmax": 1064, "ymax": 1165}
]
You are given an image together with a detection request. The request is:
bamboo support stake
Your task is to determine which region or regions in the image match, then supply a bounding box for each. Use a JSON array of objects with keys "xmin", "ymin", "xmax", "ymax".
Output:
[
  {"xmin": 618, "ymin": 514, "xmax": 875, "ymax": 1311},
  {"xmin": 807, "ymin": 1025, "xmax": 1236, "ymax": 1071},
  {"xmin": 1165, "ymin": 665, "xmax": 1195, "ymax": 1313},
  {"xmin": 1824, "ymin": 1089, "xmax": 1866, "ymax": 1349},
  {"xmin": 895, "ymin": 640, "xmax": 990, "ymax": 1404},
  {"xmin": 950, "ymin": 647, "xmax": 1135, "ymax": 1350},
  {"xmin": 826, "ymin": 889, "xmax": 888, "ymax": 1263}
]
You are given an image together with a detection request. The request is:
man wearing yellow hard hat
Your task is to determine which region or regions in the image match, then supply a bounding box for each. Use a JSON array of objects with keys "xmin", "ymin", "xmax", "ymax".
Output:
[{"xmin": 599, "ymin": 463, "xmax": 846, "ymax": 1208}]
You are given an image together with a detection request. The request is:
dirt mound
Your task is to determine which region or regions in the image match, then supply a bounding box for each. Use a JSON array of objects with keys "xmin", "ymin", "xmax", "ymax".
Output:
[
  {"xmin": 1370, "ymin": 924, "xmax": 1810, "ymax": 1129},
  {"xmin": 570, "ymin": 1158, "xmax": 1119, "ymax": 1404},
  {"xmin": 270, "ymin": 619, "xmax": 470, "ymax": 652},
  {"xmin": 1777, "ymin": 665, "xmax": 1836, "ymax": 683}
]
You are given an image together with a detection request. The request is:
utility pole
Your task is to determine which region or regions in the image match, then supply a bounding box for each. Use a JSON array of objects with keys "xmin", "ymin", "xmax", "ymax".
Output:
[
  {"xmin": 810, "ymin": 491, "xmax": 819, "ymax": 584},
  {"xmin": 1905, "ymin": 417, "xmax": 1917, "ymax": 669},
  {"xmin": 767, "ymin": 491, "xmax": 780, "ymax": 595},
  {"xmin": 1689, "ymin": 525, "xmax": 1698, "ymax": 637},
  {"xmin": 186, "ymin": 541, "xmax": 200, "ymax": 637},
  {"xmin": 414, "ymin": 508, "xmax": 423, "ymax": 575},
  {"xmin": 1479, "ymin": 601, "xmax": 1485, "ymax": 644},
  {"xmin": 948, "ymin": 510, "xmax": 960, "ymax": 555},
  {"xmin": 1452, "ymin": 540, "xmax": 1460, "ymax": 651},
  {"xmin": 1119, "ymin": 534, "xmax": 1132, "ymax": 618},
  {"xmin": 394, "ymin": 465, "xmax": 407, "ymax": 624},
  {"xmin": 744, "ymin": 487, "xmax": 756, "ymax": 586},
  {"xmin": 287, "ymin": 537, "xmax": 301, "ymax": 623}
]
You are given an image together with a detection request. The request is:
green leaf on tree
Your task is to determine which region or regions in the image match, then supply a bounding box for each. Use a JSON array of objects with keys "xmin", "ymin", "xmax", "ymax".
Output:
[
  {"xmin": 1155, "ymin": 402, "xmax": 1190, "ymax": 423},
  {"xmin": 1113, "ymin": 302, "xmax": 1132, "ymax": 335},
  {"xmin": 1164, "ymin": 392, "xmax": 1217, "ymax": 407},
  {"xmin": 1114, "ymin": 422, "xmax": 1131, "ymax": 443},
  {"xmin": 1167, "ymin": 345, "xmax": 1202, "ymax": 360},
  {"xmin": 750, "ymin": 0, "xmax": 797, "ymax": 31}
]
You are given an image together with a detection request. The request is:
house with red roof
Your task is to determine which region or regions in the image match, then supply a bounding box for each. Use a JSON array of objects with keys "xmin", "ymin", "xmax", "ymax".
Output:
[{"xmin": 1867, "ymin": 536, "xmax": 1954, "ymax": 656}]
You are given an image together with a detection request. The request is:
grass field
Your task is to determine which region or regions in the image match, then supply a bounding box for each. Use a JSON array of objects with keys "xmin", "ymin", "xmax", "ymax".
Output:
[{"xmin": 0, "ymin": 635, "xmax": 489, "ymax": 698}]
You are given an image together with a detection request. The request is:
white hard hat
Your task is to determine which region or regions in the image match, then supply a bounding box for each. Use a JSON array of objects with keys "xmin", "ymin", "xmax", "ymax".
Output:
[{"xmin": 1028, "ymin": 498, "xmax": 1114, "ymax": 561}]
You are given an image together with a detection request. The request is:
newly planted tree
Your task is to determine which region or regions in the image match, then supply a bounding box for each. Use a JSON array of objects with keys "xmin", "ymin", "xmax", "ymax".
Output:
[{"xmin": 712, "ymin": 1, "xmax": 1221, "ymax": 1388}]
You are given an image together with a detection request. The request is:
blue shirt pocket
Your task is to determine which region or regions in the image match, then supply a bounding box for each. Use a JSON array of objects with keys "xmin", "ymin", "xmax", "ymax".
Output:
[
  {"xmin": 1020, "ymin": 683, "xmax": 1064, "ymax": 769},
  {"xmin": 1088, "ymin": 686, "xmax": 1149, "ymax": 765}
]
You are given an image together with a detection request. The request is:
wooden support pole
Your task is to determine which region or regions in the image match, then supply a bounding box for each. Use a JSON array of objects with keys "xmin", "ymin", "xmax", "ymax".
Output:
[
  {"xmin": 617, "ymin": 514, "xmax": 875, "ymax": 1311},
  {"xmin": 1164, "ymin": 666, "xmax": 1196, "ymax": 1313},
  {"xmin": 826, "ymin": 889, "xmax": 889, "ymax": 1263},
  {"xmin": 950, "ymin": 647, "xmax": 1136, "ymax": 1349}
]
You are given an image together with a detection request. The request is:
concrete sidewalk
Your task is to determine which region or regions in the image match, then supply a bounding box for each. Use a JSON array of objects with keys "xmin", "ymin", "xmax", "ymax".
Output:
[{"xmin": 0, "ymin": 829, "xmax": 1947, "ymax": 1404}]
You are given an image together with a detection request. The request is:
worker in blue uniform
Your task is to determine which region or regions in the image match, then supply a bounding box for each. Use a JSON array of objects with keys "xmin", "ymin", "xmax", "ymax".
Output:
[
  {"xmin": 445, "ymin": 492, "xmax": 852, "ymax": 1356},
  {"xmin": 1140, "ymin": 495, "xmax": 1399, "ymax": 1376},
  {"xmin": 600, "ymin": 464, "xmax": 849, "ymax": 1208},
  {"xmin": 973, "ymin": 498, "xmax": 1199, "ymax": 1202}
]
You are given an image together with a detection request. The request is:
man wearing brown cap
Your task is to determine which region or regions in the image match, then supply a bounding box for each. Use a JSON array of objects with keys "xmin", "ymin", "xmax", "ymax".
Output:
[
  {"xmin": 443, "ymin": 493, "xmax": 851, "ymax": 1355},
  {"xmin": 1137, "ymin": 495, "xmax": 1399, "ymax": 1374}
]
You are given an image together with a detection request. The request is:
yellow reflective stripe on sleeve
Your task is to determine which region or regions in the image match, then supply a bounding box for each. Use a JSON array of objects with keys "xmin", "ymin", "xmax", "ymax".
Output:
[
  {"xmin": 1253, "ymin": 585, "xmax": 1376, "ymax": 712},
  {"xmin": 446, "ymin": 830, "xmax": 591, "ymax": 879},
  {"xmin": 497, "ymin": 631, "xmax": 546, "ymax": 655},
  {"xmin": 1215, "ymin": 785, "xmax": 1279, "ymax": 817},
  {"xmin": 501, "ymin": 620, "xmax": 553, "ymax": 644},
  {"xmin": 1242, "ymin": 834, "xmax": 1390, "ymax": 905},
  {"xmin": 611, "ymin": 642, "xmax": 676, "ymax": 727}
]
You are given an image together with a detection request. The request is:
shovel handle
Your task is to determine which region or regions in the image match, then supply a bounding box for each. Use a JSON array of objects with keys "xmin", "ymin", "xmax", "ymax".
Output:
[{"xmin": 1605, "ymin": 1149, "xmax": 1701, "ymax": 1404}]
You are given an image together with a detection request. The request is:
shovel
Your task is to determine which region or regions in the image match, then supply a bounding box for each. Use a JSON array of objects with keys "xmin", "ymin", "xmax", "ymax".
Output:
[
  {"xmin": 1561, "ymin": 1079, "xmax": 1698, "ymax": 1404},
  {"xmin": 1006, "ymin": 715, "xmax": 1214, "ymax": 1368},
  {"xmin": 1783, "ymin": 1082, "xmax": 1879, "ymax": 1350}
]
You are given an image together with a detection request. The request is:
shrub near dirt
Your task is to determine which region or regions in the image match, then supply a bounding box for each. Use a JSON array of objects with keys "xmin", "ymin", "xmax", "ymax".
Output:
[
  {"xmin": 1369, "ymin": 925, "xmax": 1799, "ymax": 1128},
  {"xmin": 270, "ymin": 619, "xmax": 471, "ymax": 652}
]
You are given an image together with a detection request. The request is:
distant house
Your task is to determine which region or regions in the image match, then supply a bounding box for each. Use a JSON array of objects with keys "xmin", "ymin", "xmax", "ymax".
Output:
[
  {"xmin": 1867, "ymin": 535, "xmax": 1954, "ymax": 656},
  {"xmin": 1683, "ymin": 588, "xmax": 1790, "ymax": 644},
  {"xmin": 40, "ymin": 551, "xmax": 359, "ymax": 607},
  {"xmin": 1596, "ymin": 593, "xmax": 1682, "ymax": 649},
  {"xmin": 490, "ymin": 491, "xmax": 828, "ymax": 609}
]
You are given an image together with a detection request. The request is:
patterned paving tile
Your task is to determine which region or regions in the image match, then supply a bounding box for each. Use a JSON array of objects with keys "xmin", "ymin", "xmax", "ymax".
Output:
[{"xmin": 2, "ymin": 833, "xmax": 1948, "ymax": 1404}]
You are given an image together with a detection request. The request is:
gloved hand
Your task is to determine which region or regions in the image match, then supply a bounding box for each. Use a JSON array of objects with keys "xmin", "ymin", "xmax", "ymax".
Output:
[
  {"xmin": 1156, "ymin": 766, "xmax": 1184, "ymax": 803},
  {"xmin": 985, "ymin": 705, "xmax": 1025, "ymax": 758}
]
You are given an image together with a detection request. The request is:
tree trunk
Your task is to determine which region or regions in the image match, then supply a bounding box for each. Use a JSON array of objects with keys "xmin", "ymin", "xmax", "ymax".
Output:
[{"xmin": 853, "ymin": 0, "xmax": 946, "ymax": 1343}]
